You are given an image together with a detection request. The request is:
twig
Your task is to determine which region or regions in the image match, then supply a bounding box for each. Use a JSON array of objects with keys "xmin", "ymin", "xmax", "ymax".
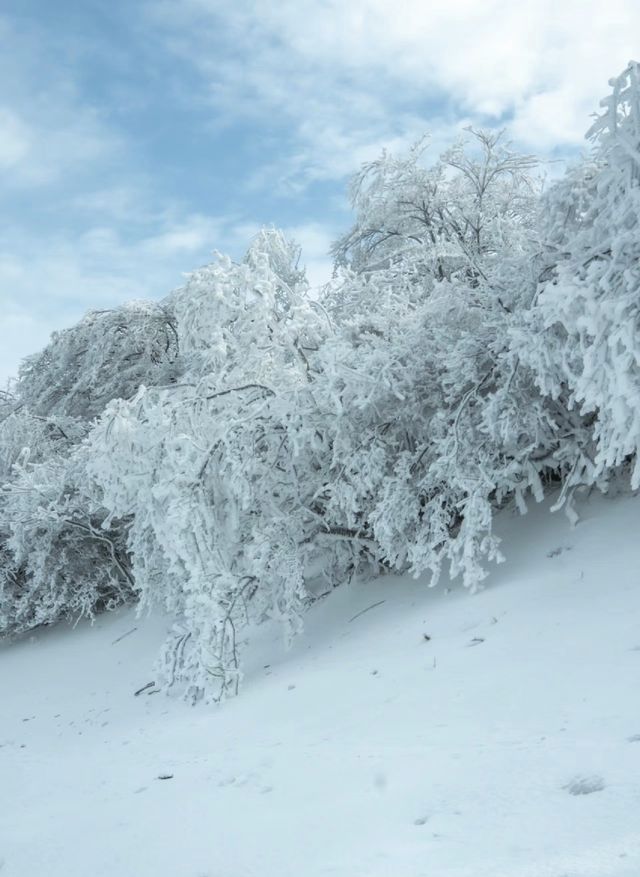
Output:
[
  {"xmin": 111, "ymin": 627, "xmax": 137, "ymax": 645},
  {"xmin": 348, "ymin": 600, "xmax": 386, "ymax": 623},
  {"xmin": 134, "ymin": 681, "xmax": 156, "ymax": 696},
  {"xmin": 205, "ymin": 383, "xmax": 275, "ymax": 401}
]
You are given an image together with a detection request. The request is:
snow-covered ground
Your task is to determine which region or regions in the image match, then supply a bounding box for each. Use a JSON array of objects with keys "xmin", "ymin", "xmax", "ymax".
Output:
[{"xmin": 1, "ymin": 491, "xmax": 640, "ymax": 877}]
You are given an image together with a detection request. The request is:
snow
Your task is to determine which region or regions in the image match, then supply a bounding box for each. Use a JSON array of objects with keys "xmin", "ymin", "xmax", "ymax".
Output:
[{"xmin": 2, "ymin": 491, "xmax": 640, "ymax": 876}]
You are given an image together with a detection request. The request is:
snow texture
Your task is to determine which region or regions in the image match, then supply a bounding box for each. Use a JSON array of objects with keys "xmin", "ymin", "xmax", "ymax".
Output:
[{"xmin": 1, "ymin": 490, "xmax": 639, "ymax": 876}]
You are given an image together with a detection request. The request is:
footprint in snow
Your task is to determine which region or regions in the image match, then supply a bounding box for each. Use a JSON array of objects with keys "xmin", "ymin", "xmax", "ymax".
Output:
[
  {"xmin": 627, "ymin": 734, "xmax": 640, "ymax": 743},
  {"xmin": 563, "ymin": 775, "xmax": 605, "ymax": 796}
]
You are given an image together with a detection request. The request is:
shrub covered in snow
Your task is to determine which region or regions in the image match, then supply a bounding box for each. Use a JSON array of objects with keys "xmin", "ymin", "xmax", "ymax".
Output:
[{"xmin": 519, "ymin": 62, "xmax": 640, "ymax": 509}]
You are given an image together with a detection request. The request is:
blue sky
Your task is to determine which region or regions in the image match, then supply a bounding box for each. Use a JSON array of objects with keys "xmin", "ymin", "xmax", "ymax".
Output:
[{"xmin": 1, "ymin": 0, "xmax": 639, "ymax": 383}]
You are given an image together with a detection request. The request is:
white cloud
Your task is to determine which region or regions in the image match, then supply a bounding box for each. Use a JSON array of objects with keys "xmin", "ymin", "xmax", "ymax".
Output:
[
  {"xmin": 150, "ymin": 0, "xmax": 640, "ymax": 166},
  {"xmin": 0, "ymin": 15, "xmax": 124, "ymax": 191},
  {"xmin": 0, "ymin": 108, "xmax": 31, "ymax": 170},
  {"xmin": 0, "ymin": 100, "xmax": 123, "ymax": 189}
]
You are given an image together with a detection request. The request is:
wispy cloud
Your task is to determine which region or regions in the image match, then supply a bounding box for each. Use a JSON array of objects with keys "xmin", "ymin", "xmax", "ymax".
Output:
[
  {"xmin": 149, "ymin": 0, "xmax": 640, "ymax": 161},
  {"xmin": 0, "ymin": 17, "xmax": 124, "ymax": 191}
]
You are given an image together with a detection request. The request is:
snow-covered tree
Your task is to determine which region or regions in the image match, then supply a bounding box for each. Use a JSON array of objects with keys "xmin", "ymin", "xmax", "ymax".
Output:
[
  {"xmin": 0, "ymin": 443, "xmax": 134, "ymax": 636},
  {"xmin": 0, "ymin": 393, "xmax": 104, "ymax": 635},
  {"xmin": 520, "ymin": 62, "xmax": 640, "ymax": 501},
  {"xmin": 86, "ymin": 232, "xmax": 327, "ymax": 701},
  {"xmin": 0, "ymin": 300, "xmax": 176, "ymax": 636},
  {"xmin": 76, "ymin": 136, "xmax": 555, "ymax": 700},
  {"xmin": 18, "ymin": 301, "xmax": 180, "ymax": 420},
  {"xmin": 311, "ymin": 130, "xmax": 555, "ymax": 586},
  {"xmin": 331, "ymin": 129, "xmax": 539, "ymax": 291}
]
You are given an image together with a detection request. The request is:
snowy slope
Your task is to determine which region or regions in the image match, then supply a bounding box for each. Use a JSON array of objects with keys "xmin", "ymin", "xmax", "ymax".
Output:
[{"xmin": 1, "ymin": 491, "xmax": 640, "ymax": 877}]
